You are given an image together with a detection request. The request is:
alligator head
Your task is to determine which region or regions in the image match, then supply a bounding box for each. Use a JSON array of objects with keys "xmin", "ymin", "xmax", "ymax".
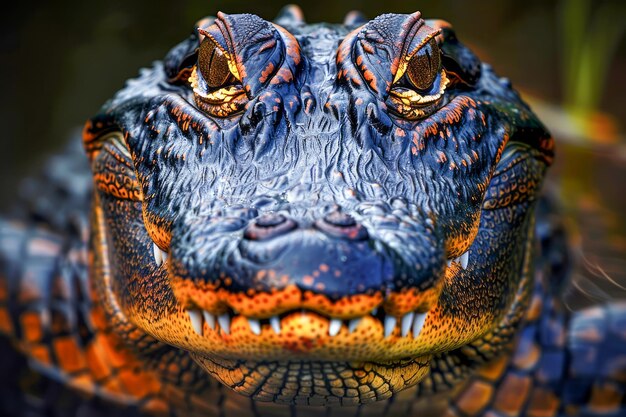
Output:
[{"xmin": 83, "ymin": 7, "xmax": 553, "ymax": 406}]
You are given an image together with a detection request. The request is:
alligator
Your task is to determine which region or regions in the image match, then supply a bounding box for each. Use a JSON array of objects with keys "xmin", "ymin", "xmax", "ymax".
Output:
[{"xmin": 0, "ymin": 5, "xmax": 624, "ymax": 417}]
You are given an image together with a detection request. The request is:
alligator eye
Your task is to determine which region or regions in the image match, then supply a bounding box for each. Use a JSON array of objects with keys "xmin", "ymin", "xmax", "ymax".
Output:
[
  {"xmin": 406, "ymin": 38, "xmax": 441, "ymax": 92},
  {"xmin": 388, "ymin": 37, "xmax": 448, "ymax": 120},
  {"xmin": 198, "ymin": 37, "xmax": 234, "ymax": 89},
  {"xmin": 189, "ymin": 35, "xmax": 248, "ymax": 118}
]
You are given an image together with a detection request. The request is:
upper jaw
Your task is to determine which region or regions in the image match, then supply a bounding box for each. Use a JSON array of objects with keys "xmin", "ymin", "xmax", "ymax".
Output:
[{"xmin": 138, "ymin": 236, "xmax": 475, "ymax": 363}]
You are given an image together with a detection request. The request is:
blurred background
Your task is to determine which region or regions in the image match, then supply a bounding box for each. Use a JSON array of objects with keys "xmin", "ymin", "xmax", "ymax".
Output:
[{"xmin": 1, "ymin": 0, "xmax": 625, "ymax": 305}]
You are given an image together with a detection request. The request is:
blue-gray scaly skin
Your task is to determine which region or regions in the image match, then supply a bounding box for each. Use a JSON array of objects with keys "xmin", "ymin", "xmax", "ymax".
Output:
[{"xmin": 0, "ymin": 6, "xmax": 625, "ymax": 417}]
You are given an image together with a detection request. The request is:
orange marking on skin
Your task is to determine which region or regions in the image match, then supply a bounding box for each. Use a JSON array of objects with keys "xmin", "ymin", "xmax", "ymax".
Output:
[
  {"xmin": 456, "ymin": 380, "xmax": 494, "ymax": 415},
  {"xmin": 31, "ymin": 345, "xmax": 51, "ymax": 365},
  {"xmin": 493, "ymin": 374, "xmax": 531, "ymax": 415},
  {"xmin": 86, "ymin": 343, "xmax": 113, "ymax": 381},
  {"xmin": 390, "ymin": 56, "xmax": 400, "ymax": 77},
  {"xmin": 54, "ymin": 337, "xmax": 87, "ymax": 374},
  {"xmin": 102, "ymin": 379, "xmax": 126, "ymax": 395},
  {"xmin": 526, "ymin": 387, "xmax": 560, "ymax": 417},
  {"xmin": 395, "ymin": 128, "xmax": 406, "ymax": 137},
  {"xmin": 383, "ymin": 286, "xmax": 441, "ymax": 317},
  {"xmin": 477, "ymin": 352, "xmax": 509, "ymax": 381},
  {"xmin": 259, "ymin": 62, "xmax": 275, "ymax": 84},
  {"xmin": 258, "ymin": 38, "xmax": 277, "ymax": 53},
  {"xmin": 588, "ymin": 382, "xmax": 622, "ymax": 414},
  {"xmin": 141, "ymin": 398, "xmax": 171, "ymax": 415},
  {"xmin": 173, "ymin": 280, "xmax": 389, "ymax": 319},
  {"xmin": 361, "ymin": 41, "xmax": 375, "ymax": 54},
  {"xmin": 272, "ymin": 24, "xmax": 302, "ymax": 65},
  {"xmin": 98, "ymin": 332, "xmax": 133, "ymax": 369},
  {"xmin": 0, "ymin": 308, "xmax": 13, "ymax": 334},
  {"xmin": 271, "ymin": 68, "xmax": 294, "ymax": 85},
  {"xmin": 118, "ymin": 368, "xmax": 162, "ymax": 399},
  {"xmin": 68, "ymin": 374, "xmax": 96, "ymax": 397},
  {"xmin": 21, "ymin": 311, "xmax": 43, "ymax": 343}
]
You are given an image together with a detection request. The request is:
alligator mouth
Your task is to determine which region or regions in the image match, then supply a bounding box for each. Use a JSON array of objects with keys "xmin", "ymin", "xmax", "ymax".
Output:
[
  {"xmin": 183, "ymin": 306, "xmax": 430, "ymax": 341},
  {"xmin": 127, "ymin": 241, "xmax": 479, "ymax": 365},
  {"xmin": 183, "ymin": 304, "xmax": 436, "ymax": 404}
]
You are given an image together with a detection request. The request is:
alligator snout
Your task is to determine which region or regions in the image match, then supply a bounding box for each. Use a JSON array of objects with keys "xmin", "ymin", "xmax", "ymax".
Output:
[{"xmin": 163, "ymin": 201, "xmax": 448, "ymax": 343}]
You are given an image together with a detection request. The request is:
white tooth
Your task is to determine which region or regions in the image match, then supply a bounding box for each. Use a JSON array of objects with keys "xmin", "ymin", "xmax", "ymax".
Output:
[
  {"xmin": 218, "ymin": 314, "xmax": 231, "ymax": 335},
  {"xmin": 202, "ymin": 311, "xmax": 216, "ymax": 330},
  {"xmin": 412, "ymin": 313, "xmax": 428, "ymax": 338},
  {"xmin": 447, "ymin": 259, "xmax": 452, "ymax": 268},
  {"xmin": 153, "ymin": 243, "xmax": 162, "ymax": 266},
  {"xmin": 188, "ymin": 310, "xmax": 203, "ymax": 336},
  {"xmin": 401, "ymin": 312, "xmax": 415, "ymax": 337},
  {"xmin": 270, "ymin": 316, "xmax": 281, "ymax": 334},
  {"xmin": 384, "ymin": 315, "xmax": 397, "ymax": 338},
  {"xmin": 248, "ymin": 319, "xmax": 261, "ymax": 335},
  {"xmin": 460, "ymin": 251, "xmax": 469, "ymax": 269},
  {"xmin": 160, "ymin": 248, "xmax": 168, "ymax": 264},
  {"xmin": 328, "ymin": 319, "xmax": 342, "ymax": 337},
  {"xmin": 348, "ymin": 318, "xmax": 362, "ymax": 333}
]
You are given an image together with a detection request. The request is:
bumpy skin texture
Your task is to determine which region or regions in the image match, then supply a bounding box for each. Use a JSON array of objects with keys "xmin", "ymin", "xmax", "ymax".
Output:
[{"xmin": 0, "ymin": 6, "xmax": 625, "ymax": 417}]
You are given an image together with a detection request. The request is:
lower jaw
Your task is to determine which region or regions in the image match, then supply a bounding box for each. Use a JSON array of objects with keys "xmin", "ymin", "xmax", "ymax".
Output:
[{"xmin": 190, "ymin": 353, "xmax": 432, "ymax": 406}]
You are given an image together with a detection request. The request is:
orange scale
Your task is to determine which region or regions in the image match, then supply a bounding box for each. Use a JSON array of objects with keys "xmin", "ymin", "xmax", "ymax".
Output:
[{"xmin": 383, "ymin": 286, "xmax": 440, "ymax": 317}]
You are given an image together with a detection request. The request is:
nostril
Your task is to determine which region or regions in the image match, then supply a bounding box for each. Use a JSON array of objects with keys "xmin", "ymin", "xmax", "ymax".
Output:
[
  {"xmin": 315, "ymin": 212, "xmax": 369, "ymax": 241},
  {"xmin": 256, "ymin": 213, "xmax": 287, "ymax": 228},
  {"xmin": 243, "ymin": 213, "xmax": 298, "ymax": 241},
  {"xmin": 324, "ymin": 211, "xmax": 357, "ymax": 227}
]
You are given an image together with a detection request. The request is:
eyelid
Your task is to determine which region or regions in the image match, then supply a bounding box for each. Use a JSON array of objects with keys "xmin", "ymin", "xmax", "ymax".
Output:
[{"xmin": 393, "ymin": 30, "xmax": 441, "ymax": 84}]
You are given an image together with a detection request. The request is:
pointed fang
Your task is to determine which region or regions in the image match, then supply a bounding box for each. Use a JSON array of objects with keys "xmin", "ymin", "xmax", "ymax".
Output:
[
  {"xmin": 384, "ymin": 316, "xmax": 397, "ymax": 338},
  {"xmin": 460, "ymin": 251, "xmax": 469, "ymax": 269},
  {"xmin": 401, "ymin": 312, "xmax": 415, "ymax": 337},
  {"xmin": 328, "ymin": 319, "xmax": 342, "ymax": 337},
  {"xmin": 203, "ymin": 311, "xmax": 216, "ymax": 330},
  {"xmin": 188, "ymin": 310, "xmax": 203, "ymax": 336},
  {"xmin": 413, "ymin": 313, "xmax": 428, "ymax": 338},
  {"xmin": 270, "ymin": 316, "xmax": 281, "ymax": 334},
  {"xmin": 248, "ymin": 319, "xmax": 261, "ymax": 335},
  {"xmin": 348, "ymin": 318, "xmax": 362, "ymax": 333},
  {"xmin": 218, "ymin": 314, "xmax": 231, "ymax": 335},
  {"xmin": 153, "ymin": 243, "xmax": 162, "ymax": 266}
]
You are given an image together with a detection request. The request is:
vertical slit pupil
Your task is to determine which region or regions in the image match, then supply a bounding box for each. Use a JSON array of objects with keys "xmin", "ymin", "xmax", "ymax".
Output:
[
  {"xmin": 407, "ymin": 39, "xmax": 441, "ymax": 92},
  {"xmin": 198, "ymin": 37, "xmax": 232, "ymax": 89}
]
